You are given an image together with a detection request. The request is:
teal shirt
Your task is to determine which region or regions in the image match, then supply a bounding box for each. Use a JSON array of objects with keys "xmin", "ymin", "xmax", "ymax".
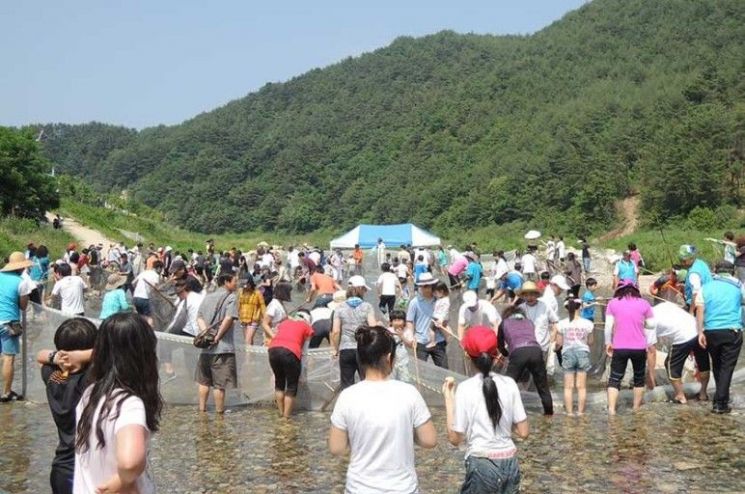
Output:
[
  {"xmin": 99, "ymin": 288, "xmax": 130, "ymax": 320},
  {"xmin": 0, "ymin": 272, "xmax": 23, "ymax": 322},
  {"xmin": 685, "ymin": 259, "xmax": 713, "ymax": 305},
  {"xmin": 701, "ymin": 277, "xmax": 743, "ymax": 331},
  {"xmin": 466, "ymin": 261, "xmax": 483, "ymax": 290},
  {"xmin": 581, "ymin": 290, "xmax": 596, "ymax": 321}
]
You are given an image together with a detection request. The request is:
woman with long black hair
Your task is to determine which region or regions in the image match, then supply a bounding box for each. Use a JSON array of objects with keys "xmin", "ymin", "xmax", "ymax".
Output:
[
  {"xmin": 444, "ymin": 326, "xmax": 529, "ymax": 494},
  {"xmin": 74, "ymin": 313, "xmax": 163, "ymax": 493}
]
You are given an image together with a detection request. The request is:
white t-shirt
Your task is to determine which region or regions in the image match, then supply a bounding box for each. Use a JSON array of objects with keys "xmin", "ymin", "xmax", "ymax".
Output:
[
  {"xmin": 265, "ymin": 299, "xmax": 287, "ymax": 327},
  {"xmin": 652, "ymin": 302, "xmax": 698, "ymax": 345},
  {"xmin": 132, "ymin": 270, "xmax": 160, "ymax": 299},
  {"xmin": 494, "ymin": 258, "xmax": 509, "ymax": 281},
  {"xmin": 288, "ymin": 251, "xmax": 300, "ymax": 270},
  {"xmin": 311, "ymin": 306, "xmax": 332, "ymax": 324},
  {"xmin": 452, "ymin": 373, "xmax": 527, "ymax": 459},
  {"xmin": 395, "ymin": 264, "xmax": 409, "ymax": 279},
  {"xmin": 521, "ymin": 254, "xmax": 536, "ymax": 274},
  {"xmin": 74, "ymin": 388, "xmax": 154, "ymax": 494},
  {"xmin": 331, "ymin": 379, "xmax": 431, "ymax": 494},
  {"xmin": 51, "ymin": 276, "xmax": 87, "ymax": 315},
  {"xmin": 184, "ymin": 291, "xmax": 205, "ymax": 336},
  {"xmin": 557, "ymin": 241, "xmax": 566, "ymax": 259},
  {"xmin": 260, "ymin": 252, "xmax": 275, "ymax": 269},
  {"xmin": 519, "ymin": 300, "xmax": 558, "ymax": 352},
  {"xmin": 540, "ymin": 288, "xmax": 559, "ymax": 315},
  {"xmin": 433, "ymin": 297, "xmax": 451, "ymax": 323},
  {"xmin": 309, "ymin": 251, "xmax": 321, "ymax": 266},
  {"xmin": 377, "ymin": 272, "xmax": 399, "ymax": 296},
  {"xmin": 458, "ymin": 300, "xmax": 501, "ymax": 328},
  {"xmin": 557, "ymin": 317, "xmax": 594, "ymax": 352}
]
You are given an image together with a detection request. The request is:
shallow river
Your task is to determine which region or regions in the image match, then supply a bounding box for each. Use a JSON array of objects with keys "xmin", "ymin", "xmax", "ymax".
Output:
[{"xmin": 2, "ymin": 398, "xmax": 745, "ymax": 493}]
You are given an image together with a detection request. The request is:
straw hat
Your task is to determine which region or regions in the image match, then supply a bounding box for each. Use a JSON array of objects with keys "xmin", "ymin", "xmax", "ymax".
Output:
[
  {"xmin": 518, "ymin": 281, "xmax": 540, "ymax": 296},
  {"xmin": 105, "ymin": 273, "xmax": 127, "ymax": 290},
  {"xmin": 327, "ymin": 290, "xmax": 347, "ymax": 311},
  {"xmin": 1, "ymin": 252, "xmax": 33, "ymax": 272}
]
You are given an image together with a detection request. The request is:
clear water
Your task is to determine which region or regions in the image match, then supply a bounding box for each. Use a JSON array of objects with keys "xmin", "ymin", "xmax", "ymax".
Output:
[
  {"xmin": 4, "ymin": 256, "xmax": 745, "ymax": 492},
  {"xmin": 2, "ymin": 399, "xmax": 745, "ymax": 493}
]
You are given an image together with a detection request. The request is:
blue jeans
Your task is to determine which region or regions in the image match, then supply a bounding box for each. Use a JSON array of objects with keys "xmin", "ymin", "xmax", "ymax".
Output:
[
  {"xmin": 582, "ymin": 257, "xmax": 591, "ymax": 272},
  {"xmin": 461, "ymin": 456, "xmax": 520, "ymax": 494},
  {"xmin": 0, "ymin": 324, "xmax": 20, "ymax": 355}
]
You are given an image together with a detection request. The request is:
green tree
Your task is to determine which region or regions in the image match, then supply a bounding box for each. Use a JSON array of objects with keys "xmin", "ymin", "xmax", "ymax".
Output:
[{"xmin": 0, "ymin": 127, "xmax": 59, "ymax": 217}]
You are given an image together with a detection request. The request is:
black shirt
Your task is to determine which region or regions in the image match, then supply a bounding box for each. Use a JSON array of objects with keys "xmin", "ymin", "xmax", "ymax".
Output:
[{"xmin": 41, "ymin": 365, "xmax": 90, "ymax": 471}]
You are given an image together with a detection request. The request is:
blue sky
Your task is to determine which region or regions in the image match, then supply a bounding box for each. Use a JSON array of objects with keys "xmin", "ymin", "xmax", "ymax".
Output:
[{"xmin": 1, "ymin": 0, "xmax": 586, "ymax": 129}]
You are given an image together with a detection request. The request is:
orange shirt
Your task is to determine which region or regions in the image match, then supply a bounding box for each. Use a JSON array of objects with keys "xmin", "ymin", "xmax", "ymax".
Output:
[
  {"xmin": 311, "ymin": 272, "xmax": 336, "ymax": 294},
  {"xmin": 353, "ymin": 248, "xmax": 363, "ymax": 264}
]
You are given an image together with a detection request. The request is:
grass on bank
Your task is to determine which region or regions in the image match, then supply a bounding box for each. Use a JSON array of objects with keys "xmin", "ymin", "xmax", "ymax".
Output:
[
  {"xmin": 55, "ymin": 200, "xmax": 732, "ymax": 272},
  {"xmin": 0, "ymin": 217, "xmax": 76, "ymax": 265},
  {"xmin": 57, "ymin": 199, "xmax": 335, "ymax": 254}
]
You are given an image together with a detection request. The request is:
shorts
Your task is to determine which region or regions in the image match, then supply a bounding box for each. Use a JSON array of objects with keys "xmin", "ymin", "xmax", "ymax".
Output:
[
  {"xmin": 666, "ymin": 336, "xmax": 710, "ymax": 380},
  {"xmin": 561, "ymin": 348, "xmax": 591, "ymax": 372},
  {"xmin": 448, "ymin": 273, "xmax": 460, "ymax": 287},
  {"xmin": 398, "ymin": 277, "xmax": 407, "ymax": 285},
  {"xmin": 268, "ymin": 347, "xmax": 302, "ymax": 396},
  {"xmin": 133, "ymin": 297, "xmax": 151, "ymax": 316},
  {"xmin": 195, "ymin": 353, "xmax": 237, "ymax": 390},
  {"xmin": 0, "ymin": 324, "xmax": 20, "ymax": 355}
]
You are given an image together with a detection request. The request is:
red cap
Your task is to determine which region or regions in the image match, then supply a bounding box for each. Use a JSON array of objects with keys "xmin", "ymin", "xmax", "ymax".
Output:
[{"xmin": 461, "ymin": 326, "xmax": 499, "ymax": 359}]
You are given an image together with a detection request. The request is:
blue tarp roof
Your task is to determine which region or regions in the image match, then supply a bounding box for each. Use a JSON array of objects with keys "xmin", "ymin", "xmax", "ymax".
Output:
[{"xmin": 330, "ymin": 223, "xmax": 441, "ymax": 249}]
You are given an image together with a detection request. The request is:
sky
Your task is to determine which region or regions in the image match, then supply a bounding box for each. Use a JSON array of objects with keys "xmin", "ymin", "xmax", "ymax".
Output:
[{"xmin": 1, "ymin": 0, "xmax": 587, "ymax": 129}]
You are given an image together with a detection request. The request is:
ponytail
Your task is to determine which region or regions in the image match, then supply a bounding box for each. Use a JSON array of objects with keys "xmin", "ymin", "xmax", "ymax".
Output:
[{"xmin": 472, "ymin": 352, "xmax": 502, "ymax": 430}]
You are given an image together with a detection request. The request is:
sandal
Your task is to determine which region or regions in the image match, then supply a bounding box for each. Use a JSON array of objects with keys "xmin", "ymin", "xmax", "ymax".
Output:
[{"xmin": 0, "ymin": 391, "xmax": 24, "ymax": 403}]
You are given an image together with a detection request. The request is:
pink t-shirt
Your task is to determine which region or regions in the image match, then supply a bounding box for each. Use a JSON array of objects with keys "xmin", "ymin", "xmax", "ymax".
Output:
[
  {"xmin": 448, "ymin": 257, "xmax": 469, "ymax": 277},
  {"xmin": 606, "ymin": 296, "xmax": 653, "ymax": 350}
]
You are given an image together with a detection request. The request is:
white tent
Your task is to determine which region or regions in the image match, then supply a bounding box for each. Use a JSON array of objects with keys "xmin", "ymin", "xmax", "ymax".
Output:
[{"xmin": 329, "ymin": 224, "xmax": 441, "ymax": 249}]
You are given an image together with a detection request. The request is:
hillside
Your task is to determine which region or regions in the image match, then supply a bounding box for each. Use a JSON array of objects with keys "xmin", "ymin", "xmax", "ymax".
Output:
[{"xmin": 36, "ymin": 0, "xmax": 745, "ymax": 235}]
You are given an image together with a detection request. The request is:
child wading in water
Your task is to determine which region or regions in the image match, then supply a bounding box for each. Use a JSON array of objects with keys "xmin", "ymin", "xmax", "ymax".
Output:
[
  {"xmin": 388, "ymin": 310, "xmax": 415, "ymax": 382},
  {"xmin": 428, "ymin": 282, "xmax": 450, "ymax": 348},
  {"xmin": 556, "ymin": 298, "xmax": 594, "ymax": 415}
]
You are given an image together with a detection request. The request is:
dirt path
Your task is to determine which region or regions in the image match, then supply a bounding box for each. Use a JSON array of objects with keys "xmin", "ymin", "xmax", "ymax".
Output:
[
  {"xmin": 45, "ymin": 213, "xmax": 117, "ymax": 249},
  {"xmin": 599, "ymin": 196, "xmax": 639, "ymax": 242}
]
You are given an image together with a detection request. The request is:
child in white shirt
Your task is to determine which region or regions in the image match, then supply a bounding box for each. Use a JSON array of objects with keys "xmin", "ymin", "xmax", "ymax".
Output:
[{"xmin": 429, "ymin": 282, "xmax": 450, "ymax": 348}]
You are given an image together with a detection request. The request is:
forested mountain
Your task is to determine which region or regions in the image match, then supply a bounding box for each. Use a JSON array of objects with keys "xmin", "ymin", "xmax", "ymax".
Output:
[{"xmin": 36, "ymin": 0, "xmax": 745, "ymax": 235}]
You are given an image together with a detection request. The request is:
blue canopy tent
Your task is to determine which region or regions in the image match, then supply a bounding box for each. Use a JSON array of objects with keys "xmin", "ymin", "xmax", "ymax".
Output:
[{"xmin": 329, "ymin": 224, "xmax": 441, "ymax": 249}]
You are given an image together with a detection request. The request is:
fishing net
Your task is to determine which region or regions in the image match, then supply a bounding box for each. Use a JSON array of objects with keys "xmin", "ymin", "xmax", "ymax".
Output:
[{"xmin": 19, "ymin": 300, "xmax": 466, "ymax": 412}]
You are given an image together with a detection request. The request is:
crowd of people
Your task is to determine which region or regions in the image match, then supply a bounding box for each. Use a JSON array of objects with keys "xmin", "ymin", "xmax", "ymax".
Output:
[{"xmin": 1, "ymin": 230, "xmax": 744, "ymax": 493}]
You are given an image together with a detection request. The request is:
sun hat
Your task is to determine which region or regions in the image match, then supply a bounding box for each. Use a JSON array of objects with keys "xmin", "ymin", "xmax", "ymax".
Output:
[
  {"xmin": 348, "ymin": 275, "xmax": 371, "ymax": 290},
  {"xmin": 461, "ymin": 326, "xmax": 499, "ymax": 359},
  {"xmin": 462, "ymin": 290, "xmax": 479, "ymax": 308},
  {"xmin": 1, "ymin": 252, "xmax": 33, "ymax": 272},
  {"xmin": 675, "ymin": 269, "xmax": 687, "ymax": 280},
  {"xmin": 165, "ymin": 246, "xmax": 172, "ymax": 252},
  {"xmin": 518, "ymin": 281, "xmax": 540, "ymax": 296},
  {"xmin": 327, "ymin": 290, "xmax": 348, "ymax": 311},
  {"xmin": 105, "ymin": 273, "xmax": 127, "ymax": 290},
  {"xmin": 678, "ymin": 244, "xmax": 697, "ymax": 260},
  {"xmin": 550, "ymin": 274, "xmax": 571, "ymax": 291},
  {"xmin": 415, "ymin": 272, "xmax": 439, "ymax": 286},
  {"xmin": 614, "ymin": 279, "xmax": 639, "ymax": 293}
]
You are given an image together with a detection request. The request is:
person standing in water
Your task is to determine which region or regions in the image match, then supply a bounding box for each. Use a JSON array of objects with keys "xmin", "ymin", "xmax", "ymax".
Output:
[
  {"xmin": 443, "ymin": 326, "xmax": 529, "ymax": 494},
  {"xmin": 556, "ymin": 298, "xmax": 594, "ymax": 415},
  {"xmin": 74, "ymin": 313, "xmax": 162, "ymax": 493},
  {"xmin": 605, "ymin": 280, "xmax": 656, "ymax": 415},
  {"xmin": 329, "ymin": 325, "xmax": 436, "ymax": 493}
]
